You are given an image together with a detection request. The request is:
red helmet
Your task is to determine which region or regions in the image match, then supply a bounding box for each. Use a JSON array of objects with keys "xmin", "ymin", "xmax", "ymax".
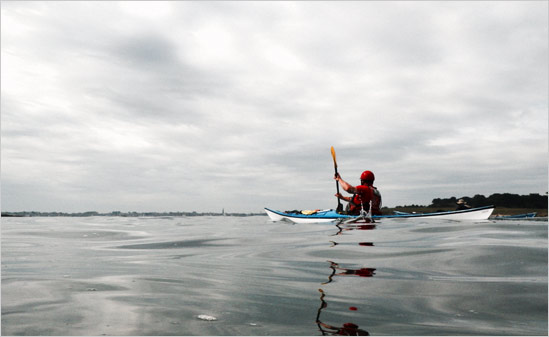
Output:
[{"xmin": 360, "ymin": 170, "xmax": 375, "ymax": 181}]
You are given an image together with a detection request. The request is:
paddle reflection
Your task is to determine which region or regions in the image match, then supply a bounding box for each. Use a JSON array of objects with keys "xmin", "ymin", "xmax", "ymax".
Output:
[
  {"xmin": 316, "ymin": 289, "xmax": 370, "ymax": 336},
  {"xmin": 316, "ymin": 221, "xmax": 376, "ymax": 335}
]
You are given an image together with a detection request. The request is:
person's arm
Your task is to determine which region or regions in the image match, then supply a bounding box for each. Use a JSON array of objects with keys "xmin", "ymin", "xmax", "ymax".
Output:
[
  {"xmin": 334, "ymin": 173, "xmax": 356, "ymax": 194},
  {"xmin": 334, "ymin": 193, "xmax": 352, "ymax": 202}
]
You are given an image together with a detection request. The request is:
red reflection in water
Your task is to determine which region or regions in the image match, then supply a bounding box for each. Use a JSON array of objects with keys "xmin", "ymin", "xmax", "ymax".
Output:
[
  {"xmin": 354, "ymin": 224, "xmax": 376, "ymax": 230},
  {"xmin": 341, "ymin": 268, "xmax": 376, "ymax": 277}
]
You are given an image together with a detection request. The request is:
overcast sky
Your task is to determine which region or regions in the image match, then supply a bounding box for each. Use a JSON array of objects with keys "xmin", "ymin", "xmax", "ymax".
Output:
[{"xmin": 2, "ymin": 1, "xmax": 547, "ymax": 213}]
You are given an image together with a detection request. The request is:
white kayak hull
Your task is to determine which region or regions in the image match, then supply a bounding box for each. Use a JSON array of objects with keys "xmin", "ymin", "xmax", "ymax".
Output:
[{"xmin": 264, "ymin": 206, "xmax": 495, "ymax": 223}]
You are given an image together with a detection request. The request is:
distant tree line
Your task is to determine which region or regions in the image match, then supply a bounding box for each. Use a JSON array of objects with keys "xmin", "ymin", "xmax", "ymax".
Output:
[{"xmin": 430, "ymin": 193, "xmax": 548, "ymax": 209}]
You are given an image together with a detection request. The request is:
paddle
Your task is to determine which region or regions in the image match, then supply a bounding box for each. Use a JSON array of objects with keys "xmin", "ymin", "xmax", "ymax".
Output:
[{"xmin": 331, "ymin": 147, "xmax": 344, "ymax": 213}]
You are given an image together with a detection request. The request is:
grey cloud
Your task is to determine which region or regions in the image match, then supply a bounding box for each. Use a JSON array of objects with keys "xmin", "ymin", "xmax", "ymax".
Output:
[
  {"xmin": 1, "ymin": 1, "xmax": 547, "ymax": 212},
  {"xmin": 115, "ymin": 34, "xmax": 178, "ymax": 67}
]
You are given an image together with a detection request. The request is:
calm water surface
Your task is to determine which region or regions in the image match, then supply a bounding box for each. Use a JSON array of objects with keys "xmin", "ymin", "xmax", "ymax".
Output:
[{"xmin": 2, "ymin": 215, "xmax": 547, "ymax": 335}]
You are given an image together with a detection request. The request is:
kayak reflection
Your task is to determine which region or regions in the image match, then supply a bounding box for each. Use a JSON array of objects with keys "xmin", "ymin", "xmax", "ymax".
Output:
[
  {"xmin": 322, "ymin": 261, "xmax": 376, "ymax": 285},
  {"xmin": 333, "ymin": 223, "xmax": 376, "ymax": 236},
  {"xmin": 316, "ymin": 289, "xmax": 370, "ymax": 336}
]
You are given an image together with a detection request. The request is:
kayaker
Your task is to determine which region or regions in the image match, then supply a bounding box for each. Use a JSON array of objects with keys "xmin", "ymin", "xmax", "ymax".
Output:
[
  {"xmin": 334, "ymin": 171, "xmax": 382, "ymax": 215},
  {"xmin": 456, "ymin": 199, "xmax": 472, "ymax": 210}
]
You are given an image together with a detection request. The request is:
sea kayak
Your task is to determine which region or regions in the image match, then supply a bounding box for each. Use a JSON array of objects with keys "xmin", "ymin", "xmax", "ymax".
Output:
[
  {"xmin": 264, "ymin": 205, "xmax": 495, "ymax": 223},
  {"xmin": 492, "ymin": 212, "xmax": 537, "ymax": 220}
]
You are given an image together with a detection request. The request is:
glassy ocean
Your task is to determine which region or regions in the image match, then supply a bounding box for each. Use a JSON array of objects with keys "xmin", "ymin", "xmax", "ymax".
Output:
[{"xmin": 2, "ymin": 215, "xmax": 547, "ymax": 335}]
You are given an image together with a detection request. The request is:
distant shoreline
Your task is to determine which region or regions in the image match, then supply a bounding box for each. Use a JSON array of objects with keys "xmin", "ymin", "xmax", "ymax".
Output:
[{"xmin": 1, "ymin": 211, "xmax": 267, "ymax": 217}]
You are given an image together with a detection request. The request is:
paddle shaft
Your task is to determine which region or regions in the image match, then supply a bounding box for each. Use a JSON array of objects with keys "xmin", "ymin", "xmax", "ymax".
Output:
[
  {"xmin": 334, "ymin": 164, "xmax": 341, "ymax": 195},
  {"xmin": 331, "ymin": 147, "xmax": 344, "ymax": 213}
]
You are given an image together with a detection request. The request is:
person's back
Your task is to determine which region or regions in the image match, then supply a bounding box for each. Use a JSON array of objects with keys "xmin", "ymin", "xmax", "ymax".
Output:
[
  {"xmin": 335, "ymin": 170, "xmax": 382, "ymax": 215},
  {"xmin": 456, "ymin": 199, "xmax": 471, "ymax": 210},
  {"xmin": 349, "ymin": 185, "xmax": 381, "ymax": 215}
]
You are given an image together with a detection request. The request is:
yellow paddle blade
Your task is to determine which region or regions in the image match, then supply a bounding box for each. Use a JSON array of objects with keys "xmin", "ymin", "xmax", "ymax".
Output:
[{"xmin": 330, "ymin": 146, "xmax": 337, "ymax": 167}]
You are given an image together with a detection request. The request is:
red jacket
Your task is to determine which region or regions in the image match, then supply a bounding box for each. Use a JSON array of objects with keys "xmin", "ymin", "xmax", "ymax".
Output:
[{"xmin": 349, "ymin": 185, "xmax": 382, "ymax": 215}]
